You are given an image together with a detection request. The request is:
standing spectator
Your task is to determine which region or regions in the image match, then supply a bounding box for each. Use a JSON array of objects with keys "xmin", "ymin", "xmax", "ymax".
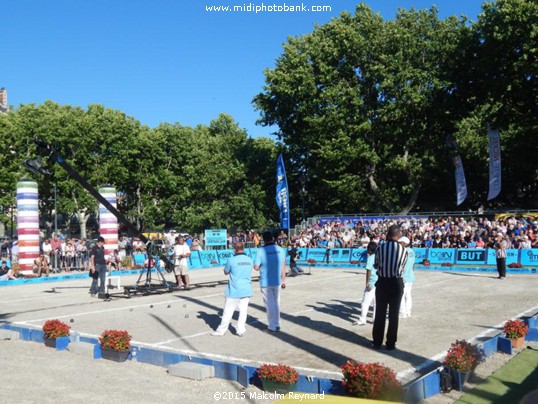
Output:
[
  {"xmin": 50, "ymin": 234, "xmax": 62, "ymax": 271},
  {"xmin": 211, "ymin": 242, "xmax": 254, "ymax": 337},
  {"xmin": 173, "ymin": 236, "xmax": 191, "ymax": 289},
  {"xmin": 372, "ymin": 225, "xmax": 408, "ymax": 350},
  {"xmin": 495, "ymin": 241, "xmax": 506, "ymax": 279},
  {"xmin": 0, "ymin": 240, "xmax": 10, "ymax": 259},
  {"xmin": 254, "ymin": 231, "xmax": 286, "ymax": 332},
  {"xmin": 118, "ymin": 236, "xmax": 127, "ymax": 260},
  {"xmin": 399, "ymin": 237, "xmax": 415, "ymax": 318},
  {"xmin": 354, "ymin": 241, "xmax": 378, "ymax": 326},
  {"xmin": 89, "ymin": 237, "xmax": 107, "ymax": 298}
]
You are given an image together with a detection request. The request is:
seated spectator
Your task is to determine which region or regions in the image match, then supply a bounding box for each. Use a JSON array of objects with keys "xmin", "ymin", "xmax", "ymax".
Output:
[
  {"xmin": 34, "ymin": 253, "xmax": 50, "ymax": 277},
  {"xmin": 106, "ymin": 250, "xmax": 121, "ymax": 271},
  {"xmin": 0, "ymin": 260, "xmax": 17, "ymax": 280}
]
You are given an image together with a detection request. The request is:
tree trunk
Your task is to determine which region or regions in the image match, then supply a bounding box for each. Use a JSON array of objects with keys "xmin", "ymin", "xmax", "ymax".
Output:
[
  {"xmin": 367, "ymin": 172, "xmax": 397, "ymax": 212},
  {"xmin": 399, "ymin": 183, "xmax": 421, "ymax": 215},
  {"xmin": 76, "ymin": 209, "xmax": 90, "ymax": 239}
]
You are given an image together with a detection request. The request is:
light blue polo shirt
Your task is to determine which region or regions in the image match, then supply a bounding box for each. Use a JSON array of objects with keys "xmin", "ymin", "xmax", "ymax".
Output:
[
  {"xmin": 224, "ymin": 253, "xmax": 254, "ymax": 298},
  {"xmin": 402, "ymin": 248, "xmax": 416, "ymax": 283},
  {"xmin": 254, "ymin": 244, "xmax": 286, "ymax": 287},
  {"xmin": 365, "ymin": 255, "xmax": 377, "ymax": 287}
]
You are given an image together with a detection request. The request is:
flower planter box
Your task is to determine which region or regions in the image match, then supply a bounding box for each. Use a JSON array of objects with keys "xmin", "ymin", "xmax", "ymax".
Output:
[
  {"xmin": 261, "ymin": 379, "xmax": 296, "ymax": 394},
  {"xmin": 101, "ymin": 347, "xmax": 130, "ymax": 362},
  {"xmin": 448, "ymin": 368, "xmax": 472, "ymax": 391},
  {"xmin": 44, "ymin": 336, "xmax": 70, "ymax": 351},
  {"xmin": 509, "ymin": 336, "xmax": 525, "ymax": 350}
]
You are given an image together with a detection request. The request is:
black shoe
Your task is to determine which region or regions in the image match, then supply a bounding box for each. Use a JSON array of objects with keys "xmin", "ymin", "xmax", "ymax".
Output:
[
  {"xmin": 386, "ymin": 344, "xmax": 396, "ymax": 351},
  {"xmin": 371, "ymin": 343, "xmax": 381, "ymax": 350},
  {"xmin": 276, "ymin": 327, "xmax": 281, "ymax": 332}
]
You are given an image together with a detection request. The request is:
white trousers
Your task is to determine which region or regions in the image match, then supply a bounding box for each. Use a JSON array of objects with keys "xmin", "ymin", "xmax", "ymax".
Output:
[
  {"xmin": 261, "ymin": 286, "xmax": 281, "ymax": 331},
  {"xmin": 215, "ymin": 297, "xmax": 250, "ymax": 335},
  {"xmin": 400, "ymin": 282, "xmax": 413, "ymax": 316},
  {"xmin": 359, "ymin": 286, "xmax": 376, "ymax": 322}
]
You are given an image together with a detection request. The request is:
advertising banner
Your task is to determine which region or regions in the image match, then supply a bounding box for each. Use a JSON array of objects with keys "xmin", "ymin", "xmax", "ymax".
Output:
[
  {"xmin": 486, "ymin": 248, "xmax": 519, "ymax": 266},
  {"xmin": 520, "ymin": 249, "xmax": 538, "ymax": 267},
  {"xmin": 456, "ymin": 249, "xmax": 487, "ymax": 265},
  {"xmin": 276, "ymin": 154, "xmax": 290, "ymax": 229},
  {"xmin": 305, "ymin": 248, "xmax": 329, "ymax": 262},
  {"xmin": 428, "ymin": 248, "xmax": 456, "ymax": 264},
  {"xmin": 412, "ymin": 248, "xmax": 428, "ymax": 264},
  {"xmin": 350, "ymin": 248, "xmax": 367, "ymax": 263},
  {"xmin": 216, "ymin": 249, "xmax": 235, "ymax": 264},
  {"xmin": 199, "ymin": 250, "xmax": 219, "ymax": 266}
]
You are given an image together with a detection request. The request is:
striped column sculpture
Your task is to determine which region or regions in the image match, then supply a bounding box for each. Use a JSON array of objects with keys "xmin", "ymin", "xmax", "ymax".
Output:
[
  {"xmin": 99, "ymin": 186, "xmax": 118, "ymax": 256},
  {"xmin": 16, "ymin": 179, "xmax": 40, "ymax": 276}
]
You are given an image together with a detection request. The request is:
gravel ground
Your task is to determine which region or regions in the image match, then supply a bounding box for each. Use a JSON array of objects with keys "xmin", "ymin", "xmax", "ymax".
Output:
[{"xmin": 0, "ymin": 339, "xmax": 273, "ymax": 404}]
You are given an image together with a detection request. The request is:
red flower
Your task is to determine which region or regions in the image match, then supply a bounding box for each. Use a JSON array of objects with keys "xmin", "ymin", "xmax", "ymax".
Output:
[
  {"xmin": 42, "ymin": 319, "xmax": 70, "ymax": 339},
  {"xmin": 256, "ymin": 363, "xmax": 299, "ymax": 385},
  {"xmin": 503, "ymin": 319, "xmax": 528, "ymax": 339},
  {"xmin": 443, "ymin": 340, "xmax": 481, "ymax": 372},
  {"xmin": 341, "ymin": 361, "xmax": 402, "ymax": 400},
  {"xmin": 99, "ymin": 330, "xmax": 132, "ymax": 352}
]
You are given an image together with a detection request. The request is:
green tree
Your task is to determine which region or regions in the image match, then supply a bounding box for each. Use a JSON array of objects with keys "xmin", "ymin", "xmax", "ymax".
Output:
[{"xmin": 254, "ymin": 4, "xmax": 470, "ymax": 214}]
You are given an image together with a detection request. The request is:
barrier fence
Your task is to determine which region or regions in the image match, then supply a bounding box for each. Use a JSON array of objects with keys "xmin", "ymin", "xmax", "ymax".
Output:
[{"xmin": 5, "ymin": 248, "xmax": 537, "ymax": 271}]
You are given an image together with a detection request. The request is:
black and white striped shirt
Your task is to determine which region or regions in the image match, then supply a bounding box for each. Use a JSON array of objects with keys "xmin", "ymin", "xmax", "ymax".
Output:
[{"xmin": 374, "ymin": 240, "xmax": 408, "ymax": 278}]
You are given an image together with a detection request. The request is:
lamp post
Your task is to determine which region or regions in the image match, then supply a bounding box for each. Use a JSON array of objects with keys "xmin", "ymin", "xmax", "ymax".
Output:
[
  {"xmin": 54, "ymin": 183, "xmax": 58, "ymax": 235},
  {"xmin": 298, "ymin": 174, "xmax": 307, "ymax": 224}
]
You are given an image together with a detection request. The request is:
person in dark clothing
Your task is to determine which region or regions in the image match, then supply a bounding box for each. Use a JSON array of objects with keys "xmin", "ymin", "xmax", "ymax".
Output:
[
  {"xmin": 287, "ymin": 243, "xmax": 304, "ymax": 276},
  {"xmin": 89, "ymin": 237, "xmax": 107, "ymax": 298},
  {"xmin": 372, "ymin": 225, "xmax": 408, "ymax": 350}
]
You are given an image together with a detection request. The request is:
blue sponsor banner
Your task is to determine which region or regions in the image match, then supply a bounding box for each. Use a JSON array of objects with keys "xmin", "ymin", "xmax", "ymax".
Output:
[
  {"xmin": 428, "ymin": 248, "xmax": 456, "ymax": 264},
  {"xmin": 189, "ymin": 251, "xmax": 202, "ymax": 268},
  {"xmin": 319, "ymin": 215, "xmax": 429, "ymax": 225},
  {"xmin": 520, "ymin": 249, "xmax": 538, "ymax": 266},
  {"xmin": 199, "ymin": 250, "xmax": 219, "ymax": 266},
  {"xmin": 205, "ymin": 229, "xmax": 227, "ymax": 247},
  {"xmin": 486, "ymin": 249, "xmax": 519, "ymax": 266},
  {"xmin": 276, "ymin": 154, "xmax": 290, "ymax": 229},
  {"xmin": 412, "ymin": 248, "xmax": 427, "ymax": 263},
  {"xmin": 216, "ymin": 249, "xmax": 235, "ymax": 265},
  {"xmin": 350, "ymin": 248, "xmax": 367, "ymax": 263},
  {"xmin": 305, "ymin": 248, "xmax": 329, "ymax": 262},
  {"xmin": 456, "ymin": 249, "xmax": 487, "ymax": 265},
  {"xmin": 331, "ymin": 248, "xmax": 353, "ymax": 263}
]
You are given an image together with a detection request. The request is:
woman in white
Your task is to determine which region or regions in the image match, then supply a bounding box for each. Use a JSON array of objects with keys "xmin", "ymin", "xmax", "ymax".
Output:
[
  {"xmin": 354, "ymin": 241, "xmax": 378, "ymax": 326},
  {"xmin": 399, "ymin": 237, "xmax": 415, "ymax": 318}
]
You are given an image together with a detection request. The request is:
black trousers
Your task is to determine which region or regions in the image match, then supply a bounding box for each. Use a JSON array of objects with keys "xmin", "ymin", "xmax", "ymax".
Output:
[
  {"xmin": 497, "ymin": 258, "xmax": 506, "ymax": 277},
  {"xmin": 372, "ymin": 277, "xmax": 404, "ymax": 348}
]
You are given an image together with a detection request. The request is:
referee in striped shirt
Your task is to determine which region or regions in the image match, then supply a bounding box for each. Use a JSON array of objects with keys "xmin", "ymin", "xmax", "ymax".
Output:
[{"xmin": 372, "ymin": 224, "xmax": 408, "ymax": 350}]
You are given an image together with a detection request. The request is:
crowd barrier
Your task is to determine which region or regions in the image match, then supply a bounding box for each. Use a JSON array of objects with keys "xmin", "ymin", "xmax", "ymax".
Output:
[{"xmin": 129, "ymin": 247, "xmax": 538, "ymax": 270}]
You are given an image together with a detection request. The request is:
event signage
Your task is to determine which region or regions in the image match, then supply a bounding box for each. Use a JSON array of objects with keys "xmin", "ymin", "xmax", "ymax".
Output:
[
  {"xmin": 189, "ymin": 251, "xmax": 202, "ymax": 268},
  {"xmin": 456, "ymin": 249, "xmax": 487, "ymax": 265},
  {"xmin": 330, "ymin": 248, "xmax": 353, "ymax": 263},
  {"xmin": 216, "ymin": 249, "xmax": 235, "ymax": 264},
  {"xmin": 520, "ymin": 249, "xmax": 538, "ymax": 267},
  {"xmin": 204, "ymin": 229, "xmax": 227, "ymax": 247},
  {"xmin": 305, "ymin": 248, "xmax": 329, "ymax": 262},
  {"xmin": 351, "ymin": 248, "xmax": 367, "ymax": 263},
  {"xmin": 199, "ymin": 250, "xmax": 219, "ymax": 266},
  {"xmin": 428, "ymin": 248, "xmax": 456, "ymax": 264},
  {"xmin": 486, "ymin": 248, "xmax": 519, "ymax": 266},
  {"xmin": 412, "ymin": 248, "xmax": 427, "ymax": 263},
  {"xmin": 275, "ymin": 154, "xmax": 290, "ymax": 229}
]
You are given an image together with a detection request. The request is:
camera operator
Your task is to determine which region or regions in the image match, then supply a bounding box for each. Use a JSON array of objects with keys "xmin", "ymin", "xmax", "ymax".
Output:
[{"xmin": 287, "ymin": 243, "xmax": 304, "ymax": 276}]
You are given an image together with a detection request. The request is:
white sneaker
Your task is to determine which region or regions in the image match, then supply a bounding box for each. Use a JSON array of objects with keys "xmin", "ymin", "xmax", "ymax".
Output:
[
  {"xmin": 210, "ymin": 330, "xmax": 225, "ymax": 336},
  {"xmin": 353, "ymin": 319, "xmax": 367, "ymax": 326}
]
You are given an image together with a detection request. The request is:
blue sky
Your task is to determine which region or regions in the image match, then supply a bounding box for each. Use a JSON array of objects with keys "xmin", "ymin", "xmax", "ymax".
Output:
[{"xmin": 3, "ymin": 0, "xmax": 484, "ymax": 138}]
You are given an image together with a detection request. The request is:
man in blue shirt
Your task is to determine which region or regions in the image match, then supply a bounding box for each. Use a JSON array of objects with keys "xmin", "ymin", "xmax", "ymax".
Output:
[
  {"xmin": 354, "ymin": 241, "xmax": 378, "ymax": 325},
  {"xmin": 211, "ymin": 242, "xmax": 254, "ymax": 337},
  {"xmin": 254, "ymin": 231, "xmax": 286, "ymax": 332}
]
